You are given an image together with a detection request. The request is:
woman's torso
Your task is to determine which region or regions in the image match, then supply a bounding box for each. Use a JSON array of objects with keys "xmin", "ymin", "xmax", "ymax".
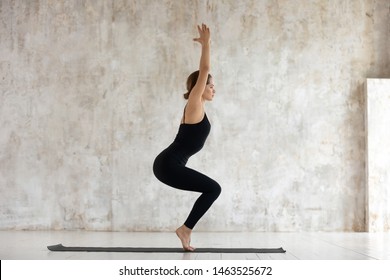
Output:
[{"xmin": 160, "ymin": 113, "xmax": 211, "ymax": 165}]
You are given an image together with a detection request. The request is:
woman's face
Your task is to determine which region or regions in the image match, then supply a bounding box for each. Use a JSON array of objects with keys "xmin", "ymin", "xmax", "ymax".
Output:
[{"xmin": 202, "ymin": 77, "xmax": 215, "ymax": 101}]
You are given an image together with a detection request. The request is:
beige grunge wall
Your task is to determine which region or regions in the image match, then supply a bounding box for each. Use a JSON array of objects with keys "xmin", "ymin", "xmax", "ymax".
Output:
[{"xmin": 1, "ymin": 0, "xmax": 389, "ymax": 231}]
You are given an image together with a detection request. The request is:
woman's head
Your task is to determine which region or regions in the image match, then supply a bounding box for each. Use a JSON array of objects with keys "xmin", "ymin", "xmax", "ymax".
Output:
[{"xmin": 183, "ymin": 71, "xmax": 215, "ymax": 101}]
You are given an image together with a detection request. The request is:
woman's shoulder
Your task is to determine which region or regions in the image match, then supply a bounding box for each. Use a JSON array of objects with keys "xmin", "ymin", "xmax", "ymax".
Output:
[{"xmin": 182, "ymin": 102, "xmax": 204, "ymax": 124}]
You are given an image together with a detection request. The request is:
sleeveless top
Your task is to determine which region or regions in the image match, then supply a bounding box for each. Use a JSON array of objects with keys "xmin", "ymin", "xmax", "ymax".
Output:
[{"xmin": 173, "ymin": 113, "xmax": 211, "ymax": 158}]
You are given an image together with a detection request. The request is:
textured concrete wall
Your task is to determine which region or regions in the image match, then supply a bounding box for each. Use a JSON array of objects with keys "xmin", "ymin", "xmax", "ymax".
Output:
[
  {"xmin": 0, "ymin": 0, "xmax": 389, "ymax": 231},
  {"xmin": 366, "ymin": 79, "xmax": 390, "ymax": 232}
]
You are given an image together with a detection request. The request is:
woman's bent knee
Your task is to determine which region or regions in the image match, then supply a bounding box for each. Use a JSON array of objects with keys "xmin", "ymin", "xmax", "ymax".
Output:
[{"xmin": 211, "ymin": 181, "xmax": 221, "ymax": 199}]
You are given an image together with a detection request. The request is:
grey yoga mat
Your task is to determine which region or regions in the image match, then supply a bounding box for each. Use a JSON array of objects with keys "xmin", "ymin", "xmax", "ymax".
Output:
[{"xmin": 47, "ymin": 244, "xmax": 286, "ymax": 253}]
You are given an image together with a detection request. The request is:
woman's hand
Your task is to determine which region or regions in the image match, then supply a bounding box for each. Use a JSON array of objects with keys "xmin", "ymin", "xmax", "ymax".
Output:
[{"xmin": 193, "ymin": 23, "xmax": 210, "ymax": 46}]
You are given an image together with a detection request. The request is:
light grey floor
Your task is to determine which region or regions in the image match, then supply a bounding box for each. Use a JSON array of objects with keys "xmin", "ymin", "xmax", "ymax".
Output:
[{"xmin": 1, "ymin": 231, "xmax": 390, "ymax": 260}]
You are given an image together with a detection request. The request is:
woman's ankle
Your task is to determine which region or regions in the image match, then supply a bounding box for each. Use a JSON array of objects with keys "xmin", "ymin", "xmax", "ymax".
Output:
[{"xmin": 179, "ymin": 224, "xmax": 192, "ymax": 233}]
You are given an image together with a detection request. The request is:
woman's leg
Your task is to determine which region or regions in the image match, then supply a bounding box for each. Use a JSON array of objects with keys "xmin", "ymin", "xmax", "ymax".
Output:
[
  {"xmin": 170, "ymin": 165, "xmax": 221, "ymax": 229},
  {"xmin": 168, "ymin": 165, "xmax": 221, "ymax": 251},
  {"xmin": 154, "ymin": 156, "xmax": 221, "ymax": 251}
]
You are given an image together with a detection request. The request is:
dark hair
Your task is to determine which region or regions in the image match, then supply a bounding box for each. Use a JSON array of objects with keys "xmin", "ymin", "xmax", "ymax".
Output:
[{"xmin": 183, "ymin": 71, "xmax": 212, "ymax": 100}]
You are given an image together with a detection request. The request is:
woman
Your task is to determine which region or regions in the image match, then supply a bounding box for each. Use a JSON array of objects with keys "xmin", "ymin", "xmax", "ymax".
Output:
[{"xmin": 153, "ymin": 24, "xmax": 221, "ymax": 251}]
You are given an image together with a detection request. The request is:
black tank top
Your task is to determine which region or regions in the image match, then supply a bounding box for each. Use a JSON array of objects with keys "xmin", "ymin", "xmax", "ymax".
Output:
[{"xmin": 173, "ymin": 113, "xmax": 211, "ymax": 157}]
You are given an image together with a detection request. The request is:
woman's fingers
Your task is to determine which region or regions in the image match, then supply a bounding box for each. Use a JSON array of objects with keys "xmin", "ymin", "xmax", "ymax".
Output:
[
  {"xmin": 198, "ymin": 24, "xmax": 209, "ymax": 33},
  {"xmin": 193, "ymin": 24, "xmax": 210, "ymax": 43}
]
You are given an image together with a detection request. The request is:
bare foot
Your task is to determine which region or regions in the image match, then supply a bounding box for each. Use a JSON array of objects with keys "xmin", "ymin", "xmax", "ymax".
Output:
[{"xmin": 176, "ymin": 225, "xmax": 195, "ymax": 251}]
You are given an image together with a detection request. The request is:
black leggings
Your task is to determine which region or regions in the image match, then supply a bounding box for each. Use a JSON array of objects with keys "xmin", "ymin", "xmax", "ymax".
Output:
[{"xmin": 153, "ymin": 147, "xmax": 221, "ymax": 229}]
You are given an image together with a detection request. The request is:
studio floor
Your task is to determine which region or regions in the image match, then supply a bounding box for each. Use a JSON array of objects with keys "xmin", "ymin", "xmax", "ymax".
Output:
[{"xmin": 1, "ymin": 231, "xmax": 390, "ymax": 260}]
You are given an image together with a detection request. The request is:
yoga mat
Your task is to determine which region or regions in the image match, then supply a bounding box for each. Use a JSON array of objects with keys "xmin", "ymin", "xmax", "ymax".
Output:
[{"xmin": 48, "ymin": 244, "xmax": 286, "ymax": 253}]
